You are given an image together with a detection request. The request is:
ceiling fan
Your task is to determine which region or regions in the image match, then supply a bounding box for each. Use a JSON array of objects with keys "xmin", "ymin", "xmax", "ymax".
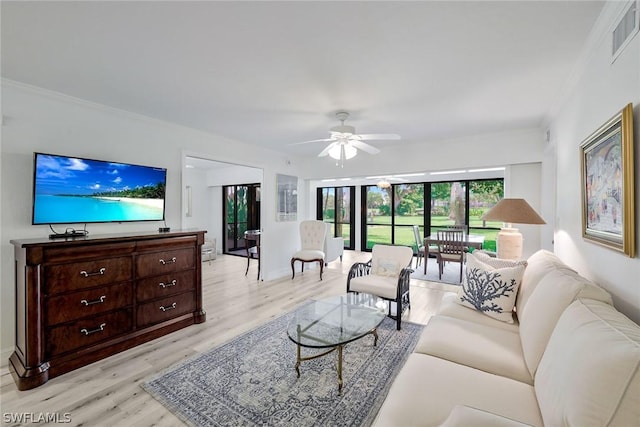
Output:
[{"xmin": 292, "ymin": 111, "xmax": 401, "ymax": 166}]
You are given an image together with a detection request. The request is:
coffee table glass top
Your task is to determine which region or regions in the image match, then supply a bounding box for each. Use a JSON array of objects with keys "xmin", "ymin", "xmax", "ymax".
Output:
[{"xmin": 287, "ymin": 293, "xmax": 386, "ymax": 349}]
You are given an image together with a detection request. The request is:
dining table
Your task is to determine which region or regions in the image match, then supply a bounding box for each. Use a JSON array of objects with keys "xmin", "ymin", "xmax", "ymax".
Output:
[{"xmin": 423, "ymin": 234, "xmax": 485, "ymax": 275}]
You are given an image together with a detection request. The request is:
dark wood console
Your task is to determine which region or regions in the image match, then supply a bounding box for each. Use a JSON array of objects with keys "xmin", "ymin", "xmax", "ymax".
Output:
[{"xmin": 9, "ymin": 230, "xmax": 206, "ymax": 390}]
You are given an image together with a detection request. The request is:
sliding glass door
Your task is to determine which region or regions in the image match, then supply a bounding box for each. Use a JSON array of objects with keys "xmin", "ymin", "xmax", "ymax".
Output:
[
  {"xmin": 361, "ymin": 178, "xmax": 503, "ymax": 252},
  {"xmin": 317, "ymin": 186, "xmax": 355, "ymax": 249}
]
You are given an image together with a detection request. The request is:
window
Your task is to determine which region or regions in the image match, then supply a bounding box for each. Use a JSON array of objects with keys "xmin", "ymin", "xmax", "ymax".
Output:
[
  {"xmin": 362, "ymin": 184, "xmax": 425, "ymax": 251},
  {"xmin": 317, "ymin": 186, "xmax": 354, "ymax": 249},
  {"xmin": 361, "ymin": 178, "xmax": 504, "ymax": 252}
]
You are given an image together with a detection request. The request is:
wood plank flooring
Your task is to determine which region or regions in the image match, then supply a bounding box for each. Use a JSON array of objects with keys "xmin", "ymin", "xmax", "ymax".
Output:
[{"xmin": 0, "ymin": 251, "xmax": 456, "ymax": 427}]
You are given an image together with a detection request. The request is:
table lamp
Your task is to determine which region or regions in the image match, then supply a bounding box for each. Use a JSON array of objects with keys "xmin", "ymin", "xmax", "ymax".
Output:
[{"xmin": 481, "ymin": 198, "xmax": 545, "ymax": 260}]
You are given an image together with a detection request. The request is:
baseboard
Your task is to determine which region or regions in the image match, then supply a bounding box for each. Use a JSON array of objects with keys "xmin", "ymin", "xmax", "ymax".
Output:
[{"xmin": 1, "ymin": 346, "xmax": 13, "ymax": 368}]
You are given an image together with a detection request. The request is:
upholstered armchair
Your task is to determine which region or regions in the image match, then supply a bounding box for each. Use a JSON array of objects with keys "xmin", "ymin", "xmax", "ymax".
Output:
[
  {"xmin": 291, "ymin": 220, "xmax": 327, "ymax": 280},
  {"xmin": 346, "ymin": 244, "xmax": 414, "ymax": 330},
  {"xmin": 323, "ymin": 223, "xmax": 344, "ymax": 266}
]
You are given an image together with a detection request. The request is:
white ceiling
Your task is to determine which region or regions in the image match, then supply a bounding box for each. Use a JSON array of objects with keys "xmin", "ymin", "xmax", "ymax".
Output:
[{"xmin": 2, "ymin": 1, "xmax": 604, "ymax": 159}]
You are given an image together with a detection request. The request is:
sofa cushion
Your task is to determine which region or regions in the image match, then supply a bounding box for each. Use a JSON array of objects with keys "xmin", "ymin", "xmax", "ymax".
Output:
[
  {"xmin": 519, "ymin": 269, "xmax": 612, "ymax": 377},
  {"xmin": 535, "ymin": 299, "xmax": 640, "ymax": 427},
  {"xmin": 458, "ymin": 253, "xmax": 525, "ymax": 323},
  {"xmin": 516, "ymin": 249, "xmax": 575, "ymax": 316},
  {"xmin": 439, "ymin": 405, "xmax": 534, "ymax": 427},
  {"xmin": 373, "ymin": 353, "xmax": 543, "ymax": 427},
  {"xmin": 349, "ymin": 275, "xmax": 398, "ymax": 300},
  {"xmin": 437, "ymin": 293, "xmax": 519, "ymax": 332},
  {"xmin": 414, "ymin": 315, "xmax": 532, "ymax": 384}
]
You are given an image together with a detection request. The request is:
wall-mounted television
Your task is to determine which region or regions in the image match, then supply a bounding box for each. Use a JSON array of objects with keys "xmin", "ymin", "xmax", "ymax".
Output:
[{"xmin": 32, "ymin": 152, "xmax": 167, "ymax": 225}]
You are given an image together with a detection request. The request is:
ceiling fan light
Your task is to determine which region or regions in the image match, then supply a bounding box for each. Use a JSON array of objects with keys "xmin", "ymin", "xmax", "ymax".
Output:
[
  {"xmin": 344, "ymin": 144, "xmax": 357, "ymax": 159},
  {"xmin": 328, "ymin": 143, "xmax": 358, "ymax": 160},
  {"xmin": 328, "ymin": 144, "xmax": 342, "ymax": 160}
]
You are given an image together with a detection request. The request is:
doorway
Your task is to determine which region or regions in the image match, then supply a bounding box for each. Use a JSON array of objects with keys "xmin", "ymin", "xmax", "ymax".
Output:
[{"xmin": 224, "ymin": 183, "xmax": 261, "ymax": 255}]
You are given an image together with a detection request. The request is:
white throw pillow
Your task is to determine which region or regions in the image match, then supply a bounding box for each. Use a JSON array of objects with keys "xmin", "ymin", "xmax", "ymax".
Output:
[
  {"xmin": 474, "ymin": 250, "xmax": 528, "ymax": 270},
  {"xmin": 376, "ymin": 258, "xmax": 400, "ymax": 277},
  {"xmin": 457, "ymin": 253, "xmax": 526, "ymax": 323}
]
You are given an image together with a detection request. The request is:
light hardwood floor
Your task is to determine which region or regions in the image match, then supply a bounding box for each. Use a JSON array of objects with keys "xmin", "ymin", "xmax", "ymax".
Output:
[{"xmin": 0, "ymin": 251, "xmax": 456, "ymax": 427}]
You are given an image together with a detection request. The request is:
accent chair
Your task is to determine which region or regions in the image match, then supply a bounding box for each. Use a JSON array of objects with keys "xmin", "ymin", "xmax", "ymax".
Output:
[
  {"xmin": 346, "ymin": 244, "xmax": 414, "ymax": 330},
  {"xmin": 291, "ymin": 220, "xmax": 327, "ymax": 280},
  {"xmin": 323, "ymin": 222, "xmax": 344, "ymax": 266}
]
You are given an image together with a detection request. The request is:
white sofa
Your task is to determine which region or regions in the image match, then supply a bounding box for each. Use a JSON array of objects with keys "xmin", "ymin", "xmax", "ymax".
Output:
[{"xmin": 374, "ymin": 250, "xmax": 640, "ymax": 426}]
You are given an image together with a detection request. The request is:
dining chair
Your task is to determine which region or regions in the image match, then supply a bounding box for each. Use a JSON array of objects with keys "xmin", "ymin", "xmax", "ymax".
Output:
[
  {"xmin": 412, "ymin": 225, "xmax": 425, "ymax": 269},
  {"xmin": 436, "ymin": 229, "xmax": 465, "ymax": 283},
  {"xmin": 244, "ymin": 230, "xmax": 261, "ymax": 280}
]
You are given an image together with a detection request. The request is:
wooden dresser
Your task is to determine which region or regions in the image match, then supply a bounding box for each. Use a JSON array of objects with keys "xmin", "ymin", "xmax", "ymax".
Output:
[{"xmin": 9, "ymin": 230, "xmax": 206, "ymax": 390}]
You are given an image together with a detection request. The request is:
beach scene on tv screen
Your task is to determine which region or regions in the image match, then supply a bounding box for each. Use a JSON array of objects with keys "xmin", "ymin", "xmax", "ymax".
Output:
[{"xmin": 33, "ymin": 154, "xmax": 166, "ymax": 224}]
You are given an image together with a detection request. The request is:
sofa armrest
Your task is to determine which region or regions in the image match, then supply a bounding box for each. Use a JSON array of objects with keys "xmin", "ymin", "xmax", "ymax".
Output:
[{"xmin": 439, "ymin": 405, "xmax": 533, "ymax": 427}]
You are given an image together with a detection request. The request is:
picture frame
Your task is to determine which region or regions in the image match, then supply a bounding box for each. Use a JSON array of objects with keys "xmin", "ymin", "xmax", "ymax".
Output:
[
  {"xmin": 276, "ymin": 174, "xmax": 298, "ymax": 221},
  {"xmin": 580, "ymin": 103, "xmax": 635, "ymax": 257}
]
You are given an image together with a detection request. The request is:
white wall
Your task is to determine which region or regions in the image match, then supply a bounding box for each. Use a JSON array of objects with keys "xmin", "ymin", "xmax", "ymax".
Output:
[
  {"xmin": 549, "ymin": 2, "xmax": 640, "ymax": 323},
  {"xmin": 0, "ymin": 81, "xmax": 305, "ymax": 361}
]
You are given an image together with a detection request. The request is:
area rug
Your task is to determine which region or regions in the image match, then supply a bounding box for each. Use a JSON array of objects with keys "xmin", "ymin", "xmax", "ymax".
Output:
[
  {"xmin": 410, "ymin": 257, "xmax": 464, "ymax": 285},
  {"xmin": 142, "ymin": 307, "xmax": 424, "ymax": 427}
]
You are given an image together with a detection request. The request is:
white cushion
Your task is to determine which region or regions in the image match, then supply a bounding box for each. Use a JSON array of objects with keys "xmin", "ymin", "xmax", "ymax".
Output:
[
  {"xmin": 414, "ymin": 315, "xmax": 532, "ymax": 384},
  {"xmin": 349, "ymin": 275, "xmax": 398, "ymax": 300},
  {"xmin": 439, "ymin": 405, "xmax": 534, "ymax": 427},
  {"xmin": 376, "ymin": 258, "xmax": 400, "ymax": 277},
  {"xmin": 292, "ymin": 249, "xmax": 325, "ymax": 261},
  {"xmin": 516, "ymin": 250, "xmax": 574, "ymax": 316},
  {"xmin": 535, "ymin": 299, "xmax": 640, "ymax": 427},
  {"xmin": 371, "ymin": 244, "xmax": 413, "ymax": 273},
  {"xmin": 474, "ymin": 250, "xmax": 528, "ymax": 270},
  {"xmin": 373, "ymin": 353, "xmax": 543, "ymax": 427},
  {"xmin": 458, "ymin": 252, "xmax": 525, "ymax": 323},
  {"xmin": 519, "ymin": 268, "xmax": 612, "ymax": 377},
  {"xmin": 436, "ymin": 293, "xmax": 519, "ymax": 332}
]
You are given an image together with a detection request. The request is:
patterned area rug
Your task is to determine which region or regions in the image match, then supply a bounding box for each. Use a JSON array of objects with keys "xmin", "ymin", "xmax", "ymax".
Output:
[
  {"xmin": 142, "ymin": 307, "xmax": 424, "ymax": 427},
  {"xmin": 410, "ymin": 257, "xmax": 465, "ymax": 285}
]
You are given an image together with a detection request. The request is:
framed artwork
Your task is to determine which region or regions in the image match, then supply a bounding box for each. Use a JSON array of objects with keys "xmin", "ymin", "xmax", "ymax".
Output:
[
  {"xmin": 580, "ymin": 103, "xmax": 635, "ymax": 257},
  {"xmin": 276, "ymin": 174, "xmax": 298, "ymax": 221}
]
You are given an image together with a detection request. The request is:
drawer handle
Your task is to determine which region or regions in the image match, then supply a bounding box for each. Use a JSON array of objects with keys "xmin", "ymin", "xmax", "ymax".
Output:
[
  {"xmin": 81, "ymin": 296, "xmax": 106, "ymax": 306},
  {"xmin": 80, "ymin": 267, "xmax": 106, "ymax": 278},
  {"xmin": 80, "ymin": 323, "xmax": 106, "ymax": 336},
  {"xmin": 159, "ymin": 280, "xmax": 177, "ymax": 288},
  {"xmin": 159, "ymin": 257, "xmax": 177, "ymax": 265},
  {"xmin": 159, "ymin": 302, "xmax": 177, "ymax": 312}
]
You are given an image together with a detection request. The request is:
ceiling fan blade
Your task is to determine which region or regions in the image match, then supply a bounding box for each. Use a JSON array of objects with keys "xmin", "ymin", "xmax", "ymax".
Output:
[
  {"xmin": 358, "ymin": 133, "xmax": 401, "ymax": 141},
  {"xmin": 350, "ymin": 140, "xmax": 380, "ymax": 155},
  {"xmin": 289, "ymin": 138, "xmax": 336, "ymax": 146},
  {"xmin": 318, "ymin": 142, "xmax": 338, "ymax": 157}
]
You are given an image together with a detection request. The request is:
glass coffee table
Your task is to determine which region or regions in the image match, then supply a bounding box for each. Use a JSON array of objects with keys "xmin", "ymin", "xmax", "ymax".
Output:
[{"xmin": 287, "ymin": 293, "xmax": 387, "ymax": 393}]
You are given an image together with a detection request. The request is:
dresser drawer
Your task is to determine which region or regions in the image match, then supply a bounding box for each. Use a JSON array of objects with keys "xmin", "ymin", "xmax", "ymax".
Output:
[
  {"xmin": 46, "ymin": 309, "xmax": 133, "ymax": 357},
  {"xmin": 136, "ymin": 270, "xmax": 195, "ymax": 302},
  {"xmin": 135, "ymin": 248, "xmax": 195, "ymax": 278},
  {"xmin": 45, "ymin": 257, "xmax": 132, "ymax": 295},
  {"xmin": 136, "ymin": 292, "xmax": 195, "ymax": 328},
  {"xmin": 45, "ymin": 283, "xmax": 133, "ymax": 326}
]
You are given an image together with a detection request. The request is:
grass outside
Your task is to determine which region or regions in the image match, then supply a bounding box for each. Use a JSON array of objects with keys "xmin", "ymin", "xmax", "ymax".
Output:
[{"xmin": 365, "ymin": 215, "xmax": 498, "ymax": 252}]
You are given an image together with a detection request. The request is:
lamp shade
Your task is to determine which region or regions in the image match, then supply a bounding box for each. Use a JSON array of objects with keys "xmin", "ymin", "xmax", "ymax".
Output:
[{"xmin": 481, "ymin": 198, "xmax": 545, "ymax": 225}]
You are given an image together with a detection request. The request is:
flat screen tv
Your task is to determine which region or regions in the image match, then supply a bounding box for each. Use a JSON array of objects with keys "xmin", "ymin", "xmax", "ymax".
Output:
[{"xmin": 32, "ymin": 152, "xmax": 167, "ymax": 225}]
